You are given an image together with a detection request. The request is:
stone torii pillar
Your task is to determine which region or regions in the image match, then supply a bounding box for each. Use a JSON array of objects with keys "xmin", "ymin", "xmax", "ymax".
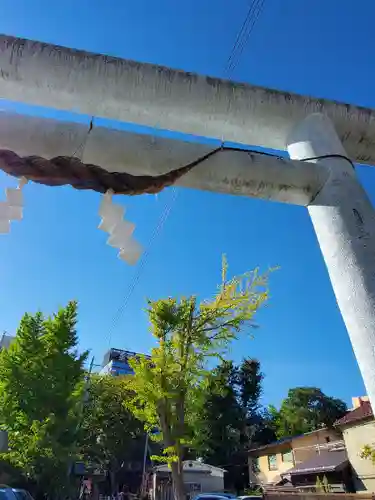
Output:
[{"xmin": 288, "ymin": 113, "xmax": 375, "ymax": 407}]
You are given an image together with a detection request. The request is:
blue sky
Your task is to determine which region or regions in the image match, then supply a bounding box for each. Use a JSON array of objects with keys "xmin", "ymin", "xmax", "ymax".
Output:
[{"xmin": 0, "ymin": 0, "xmax": 374, "ymax": 407}]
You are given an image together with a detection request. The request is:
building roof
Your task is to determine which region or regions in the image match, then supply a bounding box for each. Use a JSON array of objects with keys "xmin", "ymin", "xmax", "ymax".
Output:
[
  {"xmin": 249, "ymin": 436, "xmax": 295, "ymax": 453},
  {"xmin": 334, "ymin": 401, "xmax": 373, "ymax": 427},
  {"xmin": 154, "ymin": 460, "xmax": 226, "ymax": 474},
  {"xmin": 249, "ymin": 428, "xmax": 329, "ymax": 454},
  {"xmin": 101, "ymin": 348, "xmax": 151, "ymax": 367},
  {"xmin": 282, "ymin": 450, "xmax": 348, "ymax": 477}
]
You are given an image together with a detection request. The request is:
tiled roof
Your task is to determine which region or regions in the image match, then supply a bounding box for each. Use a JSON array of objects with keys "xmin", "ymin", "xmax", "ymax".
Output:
[
  {"xmin": 248, "ymin": 436, "xmax": 296, "ymax": 453},
  {"xmin": 283, "ymin": 450, "xmax": 348, "ymax": 477},
  {"xmin": 249, "ymin": 428, "xmax": 328, "ymax": 453},
  {"xmin": 334, "ymin": 401, "xmax": 373, "ymax": 426}
]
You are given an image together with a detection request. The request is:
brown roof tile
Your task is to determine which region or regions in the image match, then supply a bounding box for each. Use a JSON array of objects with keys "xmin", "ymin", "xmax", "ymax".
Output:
[
  {"xmin": 334, "ymin": 401, "xmax": 373, "ymax": 426},
  {"xmin": 283, "ymin": 450, "xmax": 348, "ymax": 476}
]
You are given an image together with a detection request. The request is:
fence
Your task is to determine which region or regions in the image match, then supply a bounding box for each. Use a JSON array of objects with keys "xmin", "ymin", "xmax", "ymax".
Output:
[{"xmin": 264, "ymin": 492, "xmax": 374, "ymax": 500}]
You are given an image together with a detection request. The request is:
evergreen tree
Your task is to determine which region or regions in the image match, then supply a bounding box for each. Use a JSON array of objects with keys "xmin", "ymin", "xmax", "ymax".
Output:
[
  {"xmin": 0, "ymin": 302, "xmax": 87, "ymax": 498},
  {"xmin": 194, "ymin": 359, "xmax": 275, "ymax": 492},
  {"xmin": 78, "ymin": 375, "xmax": 145, "ymax": 493},
  {"xmin": 269, "ymin": 387, "xmax": 347, "ymax": 438}
]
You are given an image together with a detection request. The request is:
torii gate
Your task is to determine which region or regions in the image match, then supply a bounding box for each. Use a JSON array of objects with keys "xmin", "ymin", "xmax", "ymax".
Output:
[{"xmin": 1, "ymin": 34, "xmax": 375, "ymax": 411}]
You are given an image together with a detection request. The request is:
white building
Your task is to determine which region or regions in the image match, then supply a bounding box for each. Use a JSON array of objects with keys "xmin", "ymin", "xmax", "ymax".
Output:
[{"xmin": 151, "ymin": 460, "xmax": 225, "ymax": 500}]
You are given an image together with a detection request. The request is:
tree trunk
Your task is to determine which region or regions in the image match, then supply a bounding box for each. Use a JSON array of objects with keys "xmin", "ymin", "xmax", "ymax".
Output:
[
  {"xmin": 110, "ymin": 468, "xmax": 117, "ymax": 497},
  {"xmin": 170, "ymin": 461, "xmax": 185, "ymax": 500}
]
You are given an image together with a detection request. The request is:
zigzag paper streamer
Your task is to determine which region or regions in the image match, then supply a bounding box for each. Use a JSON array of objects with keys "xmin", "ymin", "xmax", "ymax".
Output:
[
  {"xmin": 98, "ymin": 190, "xmax": 142, "ymax": 265},
  {"xmin": 0, "ymin": 177, "xmax": 27, "ymax": 234}
]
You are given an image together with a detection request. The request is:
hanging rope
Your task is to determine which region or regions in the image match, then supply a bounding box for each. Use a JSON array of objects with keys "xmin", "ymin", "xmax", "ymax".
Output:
[
  {"xmin": 0, "ymin": 145, "xmax": 286, "ymax": 196},
  {"xmin": 0, "ymin": 148, "xmax": 223, "ymax": 195}
]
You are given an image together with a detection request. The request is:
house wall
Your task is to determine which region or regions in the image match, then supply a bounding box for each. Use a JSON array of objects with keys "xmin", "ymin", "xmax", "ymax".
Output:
[
  {"xmin": 182, "ymin": 471, "xmax": 224, "ymax": 493},
  {"xmin": 249, "ymin": 442, "xmax": 294, "ymax": 485},
  {"xmin": 153, "ymin": 463, "xmax": 225, "ymax": 500},
  {"xmin": 291, "ymin": 429, "xmax": 342, "ymax": 464},
  {"xmin": 249, "ymin": 429, "xmax": 343, "ymax": 486},
  {"xmin": 341, "ymin": 419, "xmax": 375, "ymax": 492}
]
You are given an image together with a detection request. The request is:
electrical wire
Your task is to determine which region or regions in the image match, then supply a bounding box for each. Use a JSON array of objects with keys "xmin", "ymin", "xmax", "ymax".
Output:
[
  {"xmin": 227, "ymin": 0, "xmax": 265, "ymax": 75},
  {"xmin": 102, "ymin": 145, "xmax": 274, "ymax": 348},
  {"xmin": 301, "ymin": 153, "xmax": 354, "ymax": 169},
  {"xmin": 101, "ymin": 0, "xmax": 268, "ymax": 347},
  {"xmin": 224, "ymin": 0, "xmax": 266, "ymax": 77},
  {"xmin": 71, "ymin": 117, "xmax": 94, "ymax": 159},
  {"xmin": 105, "ymin": 187, "xmax": 179, "ymax": 349},
  {"xmin": 225, "ymin": 0, "xmax": 259, "ymax": 75},
  {"xmin": 224, "ymin": 0, "xmax": 258, "ymax": 75},
  {"xmin": 104, "ymin": 0, "xmax": 353, "ymax": 350},
  {"xmin": 102, "ymin": 145, "xmax": 354, "ymax": 349}
]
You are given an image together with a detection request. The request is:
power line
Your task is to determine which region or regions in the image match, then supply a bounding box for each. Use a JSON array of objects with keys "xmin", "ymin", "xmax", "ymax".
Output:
[
  {"xmin": 224, "ymin": 0, "xmax": 258, "ymax": 75},
  {"xmin": 102, "ymin": 140, "xmax": 287, "ymax": 349},
  {"xmin": 224, "ymin": 0, "xmax": 266, "ymax": 77},
  {"xmin": 105, "ymin": 187, "xmax": 179, "ymax": 348},
  {"xmin": 226, "ymin": 0, "xmax": 265, "ymax": 75},
  {"xmin": 103, "ymin": 0, "xmax": 267, "ymax": 347},
  {"xmin": 229, "ymin": 0, "xmax": 265, "ymax": 74}
]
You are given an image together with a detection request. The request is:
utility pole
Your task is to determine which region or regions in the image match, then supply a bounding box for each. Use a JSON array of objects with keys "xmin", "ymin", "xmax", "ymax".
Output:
[{"xmin": 141, "ymin": 433, "xmax": 149, "ymax": 498}]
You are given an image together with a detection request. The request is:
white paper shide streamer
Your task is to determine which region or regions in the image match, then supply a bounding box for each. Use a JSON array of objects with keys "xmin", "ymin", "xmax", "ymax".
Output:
[
  {"xmin": 0, "ymin": 177, "xmax": 27, "ymax": 234},
  {"xmin": 98, "ymin": 190, "xmax": 142, "ymax": 265}
]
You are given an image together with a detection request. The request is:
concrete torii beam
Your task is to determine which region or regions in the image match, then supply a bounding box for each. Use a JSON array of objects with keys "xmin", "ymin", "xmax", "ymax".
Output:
[
  {"xmin": 1, "ymin": 35, "xmax": 375, "ymax": 410},
  {"xmin": 0, "ymin": 111, "xmax": 328, "ymax": 205},
  {"xmin": 1, "ymin": 34, "xmax": 375, "ymax": 165}
]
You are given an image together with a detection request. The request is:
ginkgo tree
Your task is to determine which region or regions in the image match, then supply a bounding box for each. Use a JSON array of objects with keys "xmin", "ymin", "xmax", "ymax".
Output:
[{"xmin": 126, "ymin": 258, "xmax": 270, "ymax": 500}]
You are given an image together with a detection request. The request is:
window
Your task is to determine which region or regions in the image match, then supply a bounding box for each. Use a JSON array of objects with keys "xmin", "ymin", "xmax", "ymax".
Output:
[
  {"xmin": 268, "ymin": 454, "xmax": 277, "ymax": 471},
  {"xmin": 251, "ymin": 457, "xmax": 260, "ymax": 472},
  {"xmin": 282, "ymin": 450, "xmax": 294, "ymax": 463}
]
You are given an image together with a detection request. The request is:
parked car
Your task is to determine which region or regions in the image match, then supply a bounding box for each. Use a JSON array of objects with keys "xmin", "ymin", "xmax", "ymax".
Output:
[
  {"xmin": 238, "ymin": 496, "xmax": 263, "ymax": 500},
  {"xmin": 193, "ymin": 494, "xmax": 238, "ymax": 500},
  {"xmin": 0, "ymin": 487, "xmax": 17, "ymax": 500},
  {"xmin": 12, "ymin": 490, "xmax": 35, "ymax": 500},
  {"xmin": 0, "ymin": 487, "xmax": 34, "ymax": 500}
]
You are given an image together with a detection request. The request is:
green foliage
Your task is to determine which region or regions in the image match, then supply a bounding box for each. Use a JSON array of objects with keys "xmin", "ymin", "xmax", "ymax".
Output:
[
  {"xmin": 360, "ymin": 444, "xmax": 375, "ymax": 464},
  {"xmin": 193, "ymin": 359, "xmax": 275, "ymax": 491},
  {"xmin": 193, "ymin": 360, "xmax": 242, "ymax": 461},
  {"xmin": 315, "ymin": 476, "xmax": 323, "ymax": 492},
  {"xmin": 322, "ymin": 474, "xmax": 330, "ymax": 492},
  {"xmin": 243, "ymin": 487, "xmax": 262, "ymax": 496},
  {"xmin": 125, "ymin": 258, "xmax": 269, "ymax": 500},
  {"xmin": 78, "ymin": 375, "xmax": 145, "ymax": 470},
  {"xmin": 269, "ymin": 387, "xmax": 347, "ymax": 438},
  {"xmin": 315, "ymin": 475, "xmax": 330, "ymax": 493},
  {"xmin": 0, "ymin": 302, "xmax": 88, "ymax": 498}
]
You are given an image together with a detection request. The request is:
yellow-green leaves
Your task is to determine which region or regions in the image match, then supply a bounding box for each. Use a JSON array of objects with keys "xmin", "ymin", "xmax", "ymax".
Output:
[
  {"xmin": 126, "ymin": 258, "xmax": 271, "ymax": 470},
  {"xmin": 361, "ymin": 444, "xmax": 375, "ymax": 464}
]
